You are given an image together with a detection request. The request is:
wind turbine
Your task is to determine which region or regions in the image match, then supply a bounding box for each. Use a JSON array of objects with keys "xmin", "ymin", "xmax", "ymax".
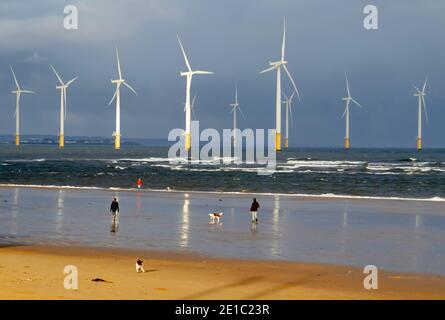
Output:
[
  {"xmin": 342, "ymin": 73, "xmax": 363, "ymax": 150},
  {"xmin": 10, "ymin": 66, "xmax": 35, "ymax": 146},
  {"xmin": 50, "ymin": 65, "xmax": 77, "ymax": 148},
  {"xmin": 260, "ymin": 18, "xmax": 300, "ymax": 152},
  {"xmin": 177, "ymin": 35, "xmax": 213, "ymax": 151},
  {"xmin": 229, "ymin": 86, "xmax": 245, "ymax": 148},
  {"xmin": 413, "ymin": 78, "xmax": 428, "ymax": 151},
  {"xmin": 282, "ymin": 90, "xmax": 295, "ymax": 149},
  {"xmin": 109, "ymin": 46, "xmax": 137, "ymax": 150}
]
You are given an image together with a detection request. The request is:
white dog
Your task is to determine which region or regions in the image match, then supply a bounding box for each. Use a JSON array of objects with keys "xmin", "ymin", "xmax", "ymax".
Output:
[
  {"xmin": 209, "ymin": 212, "xmax": 223, "ymax": 224},
  {"xmin": 136, "ymin": 259, "xmax": 145, "ymax": 273}
]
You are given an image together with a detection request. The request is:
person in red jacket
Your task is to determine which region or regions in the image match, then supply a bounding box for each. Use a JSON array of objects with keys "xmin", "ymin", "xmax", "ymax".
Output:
[{"xmin": 137, "ymin": 178, "xmax": 143, "ymax": 189}]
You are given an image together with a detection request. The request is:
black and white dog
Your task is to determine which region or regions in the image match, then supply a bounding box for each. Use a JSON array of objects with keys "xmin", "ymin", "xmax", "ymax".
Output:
[{"xmin": 136, "ymin": 259, "xmax": 145, "ymax": 273}]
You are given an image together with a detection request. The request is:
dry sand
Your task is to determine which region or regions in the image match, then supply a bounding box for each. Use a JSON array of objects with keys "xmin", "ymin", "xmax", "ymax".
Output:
[{"xmin": 0, "ymin": 245, "xmax": 444, "ymax": 300}]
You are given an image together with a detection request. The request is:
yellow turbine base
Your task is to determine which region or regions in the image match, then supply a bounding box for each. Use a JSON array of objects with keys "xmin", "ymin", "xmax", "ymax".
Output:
[
  {"xmin": 417, "ymin": 138, "xmax": 422, "ymax": 151},
  {"xmin": 15, "ymin": 135, "xmax": 20, "ymax": 146},
  {"xmin": 185, "ymin": 133, "xmax": 191, "ymax": 151},
  {"xmin": 345, "ymin": 138, "xmax": 350, "ymax": 150},
  {"xmin": 59, "ymin": 134, "xmax": 65, "ymax": 148},
  {"xmin": 115, "ymin": 134, "xmax": 121, "ymax": 150},
  {"xmin": 275, "ymin": 133, "xmax": 281, "ymax": 152},
  {"xmin": 284, "ymin": 138, "xmax": 289, "ymax": 149}
]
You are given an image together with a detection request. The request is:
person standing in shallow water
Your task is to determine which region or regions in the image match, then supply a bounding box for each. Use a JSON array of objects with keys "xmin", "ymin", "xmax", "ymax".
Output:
[
  {"xmin": 250, "ymin": 198, "xmax": 260, "ymax": 223},
  {"xmin": 110, "ymin": 197, "xmax": 119, "ymax": 218}
]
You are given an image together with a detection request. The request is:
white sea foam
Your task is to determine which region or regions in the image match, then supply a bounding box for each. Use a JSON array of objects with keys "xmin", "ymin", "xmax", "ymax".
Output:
[{"xmin": 2, "ymin": 183, "xmax": 444, "ymax": 203}]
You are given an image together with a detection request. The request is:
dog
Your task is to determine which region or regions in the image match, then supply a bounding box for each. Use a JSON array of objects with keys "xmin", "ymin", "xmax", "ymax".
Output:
[
  {"xmin": 209, "ymin": 212, "xmax": 223, "ymax": 224},
  {"xmin": 136, "ymin": 259, "xmax": 145, "ymax": 273}
]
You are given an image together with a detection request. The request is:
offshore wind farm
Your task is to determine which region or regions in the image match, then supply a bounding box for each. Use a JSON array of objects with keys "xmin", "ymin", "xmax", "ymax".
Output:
[{"xmin": 1, "ymin": 1, "xmax": 445, "ymax": 301}]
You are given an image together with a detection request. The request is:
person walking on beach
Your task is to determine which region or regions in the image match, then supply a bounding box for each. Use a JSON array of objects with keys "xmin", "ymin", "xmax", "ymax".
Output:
[
  {"xmin": 110, "ymin": 197, "xmax": 120, "ymax": 232},
  {"xmin": 250, "ymin": 198, "xmax": 260, "ymax": 223},
  {"xmin": 110, "ymin": 197, "xmax": 119, "ymax": 218},
  {"xmin": 137, "ymin": 178, "xmax": 143, "ymax": 189}
]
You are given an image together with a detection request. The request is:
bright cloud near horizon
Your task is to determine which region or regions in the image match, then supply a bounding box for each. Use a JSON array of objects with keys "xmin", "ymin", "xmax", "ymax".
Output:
[{"xmin": 0, "ymin": 0, "xmax": 444, "ymax": 148}]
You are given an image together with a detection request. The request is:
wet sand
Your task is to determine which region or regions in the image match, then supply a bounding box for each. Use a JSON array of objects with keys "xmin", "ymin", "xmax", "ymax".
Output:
[
  {"xmin": 1, "ymin": 186, "xmax": 445, "ymax": 276},
  {"xmin": 1, "ymin": 244, "xmax": 445, "ymax": 300}
]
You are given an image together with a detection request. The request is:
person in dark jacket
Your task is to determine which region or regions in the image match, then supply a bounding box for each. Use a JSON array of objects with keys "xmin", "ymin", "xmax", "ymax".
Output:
[
  {"xmin": 110, "ymin": 198, "xmax": 119, "ymax": 215},
  {"xmin": 110, "ymin": 197, "xmax": 120, "ymax": 231},
  {"xmin": 250, "ymin": 198, "xmax": 260, "ymax": 223}
]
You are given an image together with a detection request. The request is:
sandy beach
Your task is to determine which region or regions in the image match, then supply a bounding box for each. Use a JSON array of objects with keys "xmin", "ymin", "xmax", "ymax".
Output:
[
  {"xmin": 1, "ymin": 244, "xmax": 445, "ymax": 300},
  {"xmin": 1, "ymin": 186, "xmax": 445, "ymax": 299}
]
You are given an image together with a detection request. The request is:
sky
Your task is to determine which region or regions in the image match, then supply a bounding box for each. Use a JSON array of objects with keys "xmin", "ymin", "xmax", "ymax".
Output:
[{"xmin": 0, "ymin": 0, "xmax": 444, "ymax": 148}]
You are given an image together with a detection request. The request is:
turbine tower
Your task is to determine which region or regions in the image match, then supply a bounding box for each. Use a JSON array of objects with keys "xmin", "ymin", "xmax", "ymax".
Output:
[
  {"xmin": 260, "ymin": 18, "xmax": 300, "ymax": 152},
  {"xmin": 10, "ymin": 66, "xmax": 35, "ymax": 146},
  {"xmin": 342, "ymin": 73, "xmax": 363, "ymax": 150},
  {"xmin": 413, "ymin": 78, "xmax": 428, "ymax": 151},
  {"xmin": 177, "ymin": 35, "xmax": 213, "ymax": 151},
  {"xmin": 282, "ymin": 90, "xmax": 295, "ymax": 149},
  {"xmin": 109, "ymin": 47, "xmax": 137, "ymax": 150},
  {"xmin": 50, "ymin": 65, "xmax": 77, "ymax": 148},
  {"xmin": 229, "ymin": 86, "xmax": 245, "ymax": 148}
]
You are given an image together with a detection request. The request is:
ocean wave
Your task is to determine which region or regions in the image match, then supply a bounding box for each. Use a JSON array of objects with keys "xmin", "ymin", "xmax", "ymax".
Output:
[{"xmin": 2, "ymin": 183, "xmax": 445, "ymax": 203}]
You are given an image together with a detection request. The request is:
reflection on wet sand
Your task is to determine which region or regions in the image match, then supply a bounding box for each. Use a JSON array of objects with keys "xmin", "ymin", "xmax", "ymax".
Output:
[
  {"xmin": 181, "ymin": 193, "xmax": 190, "ymax": 247},
  {"xmin": 10, "ymin": 188, "xmax": 19, "ymax": 235},
  {"xmin": 340, "ymin": 202, "xmax": 349, "ymax": 253},
  {"xmin": 55, "ymin": 190, "xmax": 64, "ymax": 234},
  {"xmin": 271, "ymin": 195, "xmax": 281, "ymax": 257}
]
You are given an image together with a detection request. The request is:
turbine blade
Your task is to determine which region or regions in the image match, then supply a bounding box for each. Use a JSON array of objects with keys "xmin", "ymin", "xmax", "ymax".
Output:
[
  {"xmin": 21, "ymin": 90, "xmax": 35, "ymax": 94},
  {"xmin": 342, "ymin": 105, "xmax": 348, "ymax": 118},
  {"xmin": 345, "ymin": 73, "xmax": 351, "ymax": 97},
  {"xmin": 50, "ymin": 64, "xmax": 64, "ymax": 85},
  {"xmin": 413, "ymin": 85, "xmax": 421, "ymax": 93},
  {"xmin": 123, "ymin": 82, "xmax": 138, "ymax": 95},
  {"xmin": 260, "ymin": 65, "xmax": 278, "ymax": 74},
  {"xmin": 10, "ymin": 66, "xmax": 20, "ymax": 90},
  {"xmin": 283, "ymin": 64, "xmax": 301, "ymax": 101},
  {"xmin": 177, "ymin": 35, "xmax": 192, "ymax": 72},
  {"xmin": 351, "ymin": 98, "xmax": 363, "ymax": 108},
  {"xmin": 115, "ymin": 46, "xmax": 122, "ymax": 80},
  {"xmin": 289, "ymin": 104, "xmax": 294, "ymax": 127},
  {"xmin": 194, "ymin": 70, "xmax": 213, "ymax": 75},
  {"xmin": 66, "ymin": 77, "xmax": 78, "ymax": 86},
  {"xmin": 422, "ymin": 95, "xmax": 428, "ymax": 124},
  {"xmin": 238, "ymin": 106, "xmax": 246, "ymax": 120},
  {"xmin": 109, "ymin": 84, "xmax": 120, "ymax": 105},
  {"xmin": 281, "ymin": 17, "xmax": 286, "ymax": 61},
  {"xmin": 192, "ymin": 92, "xmax": 197, "ymax": 108},
  {"xmin": 422, "ymin": 77, "xmax": 428, "ymax": 92},
  {"xmin": 235, "ymin": 85, "xmax": 238, "ymax": 104},
  {"xmin": 191, "ymin": 92, "xmax": 198, "ymax": 119},
  {"xmin": 281, "ymin": 90, "xmax": 289, "ymax": 101},
  {"xmin": 290, "ymin": 90, "xmax": 296, "ymax": 101}
]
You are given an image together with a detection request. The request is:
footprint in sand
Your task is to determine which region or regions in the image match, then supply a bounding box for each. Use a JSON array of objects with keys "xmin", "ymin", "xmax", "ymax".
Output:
[{"xmin": 154, "ymin": 288, "xmax": 168, "ymax": 292}]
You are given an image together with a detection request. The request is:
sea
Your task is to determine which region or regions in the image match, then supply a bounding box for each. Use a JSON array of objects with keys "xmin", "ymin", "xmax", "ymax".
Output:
[{"xmin": 0, "ymin": 145, "xmax": 444, "ymax": 200}]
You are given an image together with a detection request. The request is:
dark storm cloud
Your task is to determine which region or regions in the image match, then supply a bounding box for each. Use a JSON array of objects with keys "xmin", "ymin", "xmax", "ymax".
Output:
[{"xmin": 0, "ymin": 0, "xmax": 444, "ymax": 147}]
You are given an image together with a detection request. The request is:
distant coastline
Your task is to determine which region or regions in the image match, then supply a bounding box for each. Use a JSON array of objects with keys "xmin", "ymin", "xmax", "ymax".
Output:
[{"xmin": 0, "ymin": 135, "xmax": 169, "ymax": 146}]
